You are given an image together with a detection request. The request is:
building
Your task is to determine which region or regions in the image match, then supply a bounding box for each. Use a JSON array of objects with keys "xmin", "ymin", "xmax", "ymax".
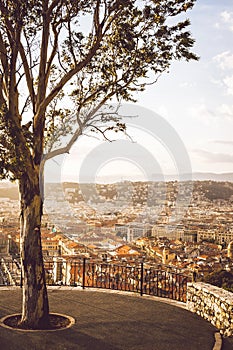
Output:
[{"xmin": 0, "ymin": 234, "xmax": 11, "ymax": 255}]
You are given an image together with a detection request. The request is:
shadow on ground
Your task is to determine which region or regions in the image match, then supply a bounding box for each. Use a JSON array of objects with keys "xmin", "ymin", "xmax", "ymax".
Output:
[{"xmin": 0, "ymin": 288, "xmax": 223, "ymax": 350}]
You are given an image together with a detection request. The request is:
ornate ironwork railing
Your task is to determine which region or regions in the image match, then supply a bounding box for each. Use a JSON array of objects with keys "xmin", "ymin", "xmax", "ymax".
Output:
[
  {"xmin": 0, "ymin": 258, "xmax": 189, "ymax": 302},
  {"xmin": 44, "ymin": 259, "xmax": 189, "ymax": 302},
  {"xmin": 0, "ymin": 258, "xmax": 21, "ymax": 286}
]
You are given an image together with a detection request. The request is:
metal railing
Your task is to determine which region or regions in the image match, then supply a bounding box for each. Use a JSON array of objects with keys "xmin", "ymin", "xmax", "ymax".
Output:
[
  {"xmin": 44, "ymin": 258, "xmax": 189, "ymax": 302},
  {"xmin": 0, "ymin": 258, "xmax": 21, "ymax": 286},
  {"xmin": 0, "ymin": 258, "xmax": 189, "ymax": 302}
]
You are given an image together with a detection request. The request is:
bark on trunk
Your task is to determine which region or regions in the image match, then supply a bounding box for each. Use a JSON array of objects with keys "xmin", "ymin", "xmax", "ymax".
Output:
[{"xmin": 19, "ymin": 173, "xmax": 49, "ymax": 329}]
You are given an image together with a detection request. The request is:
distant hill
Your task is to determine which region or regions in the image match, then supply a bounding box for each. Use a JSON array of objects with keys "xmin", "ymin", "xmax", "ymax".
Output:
[
  {"xmin": 191, "ymin": 172, "xmax": 233, "ymax": 182},
  {"xmin": 0, "ymin": 172, "xmax": 233, "ymax": 200},
  {"xmin": 151, "ymin": 172, "xmax": 233, "ymax": 182},
  {"xmin": 195, "ymin": 181, "xmax": 233, "ymax": 201},
  {"xmin": 0, "ymin": 184, "xmax": 19, "ymax": 200},
  {"xmin": 62, "ymin": 172, "xmax": 233, "ymax": 183}
]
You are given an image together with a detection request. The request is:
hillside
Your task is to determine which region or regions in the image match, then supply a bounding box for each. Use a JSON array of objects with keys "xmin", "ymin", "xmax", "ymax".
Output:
[
  {"xmin": 1, "ymin": 179, "xmax": 233, "ymax": 203},
  {"xmin": 0, "ymin": 186, "xmax": 19, "ymax": 200}
]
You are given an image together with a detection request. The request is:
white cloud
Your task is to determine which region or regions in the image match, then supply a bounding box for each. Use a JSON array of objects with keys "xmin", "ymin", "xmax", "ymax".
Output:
[
  {"xmin": 221, "ymin": 11, "xmax": 232, "ymax": 22},
  {"xmin": 213, "ymin": 51, "xmax": 233, "ymax": 70},
  {"xmin": 217, "ymin": 103, "xmax": 233, "ymax": 119},
  {"xmin": 213, "ymin": 140, "xmax": 233, "ymax": 146},
  {"xmin": 223, "ymin": 74, "xmax": 233, "ymax": 95},
  {"xmin": 220, "ymin": 11, "xmax": 233, "ymax": 23},
  {"xmin": 212, "ymin": 52, "xmax": 233, "ymax": 96},
  {"xmin": 189, "ymin": 103, "xmax": 217, "ymax": 125},
  {"xmin": 220, "ymin": 11, "xmax": 233, "ymax": 31},
  {"xmin": 193, "ymin": 149, "xmax": 233, "ymax": 164},
  {"xmin": 189, "ymin": 103, "xmax": 233, "ymax": 125}
]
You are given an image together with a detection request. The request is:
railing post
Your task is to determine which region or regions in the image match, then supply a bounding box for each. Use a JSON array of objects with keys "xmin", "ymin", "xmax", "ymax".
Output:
[
  {"xmin": 73, "ymin": 261, "xmax": 76, "ymax": 286},
  {"xmin": 82, "ymin": 258, "xmax": 86, "ymax": 289},
  {"xmin": 140, "ymin": 262, "xmax": 144, "ymax": 296}
]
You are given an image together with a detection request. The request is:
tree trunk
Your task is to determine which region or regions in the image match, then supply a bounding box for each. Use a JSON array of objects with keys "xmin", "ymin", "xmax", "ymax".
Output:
[{"xmin": 19, "ymin": 172, "xmax": 49, "ymax": 329}]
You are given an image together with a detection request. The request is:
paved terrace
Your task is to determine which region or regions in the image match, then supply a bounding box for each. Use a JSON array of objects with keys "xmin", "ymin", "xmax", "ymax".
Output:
[{"xmin": 0, "ymin": 287, "xmax": 233, "ymax": 350}]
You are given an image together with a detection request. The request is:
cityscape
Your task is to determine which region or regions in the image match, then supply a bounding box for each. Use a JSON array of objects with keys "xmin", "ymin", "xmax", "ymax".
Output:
[
  {"xmin": 1, "ymin": 179, "xmax": 233, "ymax": 289},
  {"xmin": 0, "ymin": 0, "xmax": 233, "ymax": 346}
]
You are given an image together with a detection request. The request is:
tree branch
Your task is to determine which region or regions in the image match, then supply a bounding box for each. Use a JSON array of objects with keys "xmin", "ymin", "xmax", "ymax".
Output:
[
  {"xmin": 45, "ymin": 22, "xmax": 59, "ymax": 87},
  {"xmin": 89, "ymin": 124, "xmax": 115, "ymax": 142},
  {"xmin": 47, "ymin": 0, "xmax": 62, "ymax": 17},
  {"xmin": 0, "ymin": 74, "xmax": 7, "ymax": 105},
  {"xmin": 35, "ymin": 0, "xmax": 50, "ymax": 112},
  {"xmin": 0, "ymin": 31, "xmax": 9, "ymax": 93},
  {"xmin": 43, "ymin": 92, "xmax": 114, "ymax": 162},
  {"xmin": 34, "ymin": 16, "xmax": 105, "ymax": 121},
  {"xmin": 18, "ymin": 42, "xmax": 36, "ymax": 112},
  {"xmin": 66, "ymin": 9, "xmax": 77, "ymax": 66}
]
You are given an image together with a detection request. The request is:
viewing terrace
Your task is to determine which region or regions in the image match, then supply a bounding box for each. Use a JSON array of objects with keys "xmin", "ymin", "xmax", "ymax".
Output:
[{"xmin": 0, "ymin": 258, "xmax": 233, "ymax": 349}]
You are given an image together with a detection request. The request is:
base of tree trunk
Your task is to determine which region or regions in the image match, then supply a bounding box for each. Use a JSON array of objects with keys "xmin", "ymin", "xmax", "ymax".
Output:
[{"xmin": 0, "ymin": 313, "xmax": 75, "ymax": 331}]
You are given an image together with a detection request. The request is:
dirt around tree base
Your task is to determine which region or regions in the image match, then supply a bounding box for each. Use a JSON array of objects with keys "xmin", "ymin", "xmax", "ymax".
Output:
[{"xmin": 1, "ymin": 313, "xmax": 75, "ymax": 331}]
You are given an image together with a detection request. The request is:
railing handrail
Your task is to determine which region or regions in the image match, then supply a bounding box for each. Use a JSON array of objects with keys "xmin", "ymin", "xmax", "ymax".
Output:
[{"xmin": 0, "ymin": 258, "xmax": 189, "ymax": 302}]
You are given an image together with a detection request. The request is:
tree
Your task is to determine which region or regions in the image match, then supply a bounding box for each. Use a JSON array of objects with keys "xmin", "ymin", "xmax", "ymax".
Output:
[
  {"xmin": 204, "ymin": 269, "xmax": 233, "ymax": 293},
  {"xmin": 0, "ymin": 0, "xmax": 198, "ymax": 329}
]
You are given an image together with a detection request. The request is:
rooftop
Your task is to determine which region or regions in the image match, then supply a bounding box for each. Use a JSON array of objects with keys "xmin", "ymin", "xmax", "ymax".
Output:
[{"xmin": 0, "ymin": 287, "xmax": 232, "ymax": 350}]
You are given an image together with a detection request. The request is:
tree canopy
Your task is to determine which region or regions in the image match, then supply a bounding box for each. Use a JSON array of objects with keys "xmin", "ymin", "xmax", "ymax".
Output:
[
  {"xmin": 0, "ymin": 0, "xmax": 198, "ymax": 181},
  {"xmin": 204, "ymin": 269, "xmax": 233, "ymax": 293}
]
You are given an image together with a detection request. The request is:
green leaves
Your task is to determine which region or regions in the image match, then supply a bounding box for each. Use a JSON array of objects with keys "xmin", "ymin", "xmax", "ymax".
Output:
[
  {"xmin": 0, "ymin": 106, "xmax": 19, "ymax": 180},
  {"xmin": 0, "ymin": 0, "xmax": 198, "ymax": 173}
]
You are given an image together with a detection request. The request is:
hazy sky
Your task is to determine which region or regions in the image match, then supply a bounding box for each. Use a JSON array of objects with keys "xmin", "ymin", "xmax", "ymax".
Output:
[
  {"xmin": 45, "ymin": 0, "xmax": 233, "ymax": 184},
  {"xmin": 136, "ymin": 0, "xmax": 233, "ymax": 174}
]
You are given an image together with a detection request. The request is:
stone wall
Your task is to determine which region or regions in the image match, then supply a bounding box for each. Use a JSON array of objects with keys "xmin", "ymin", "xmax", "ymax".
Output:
[{"xmin": 187, "ymin": 282, "xmax": 233, "ymax": 337}]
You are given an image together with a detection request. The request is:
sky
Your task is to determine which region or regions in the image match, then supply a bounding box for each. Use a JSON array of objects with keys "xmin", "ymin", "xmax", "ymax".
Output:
[
  {"xmin": 45, "ymin": 0, "xmax": 233, "ymax": 184},
  {"xmin": 136, "ymin": 0, "xmax": 233, "ymax": 174}
]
